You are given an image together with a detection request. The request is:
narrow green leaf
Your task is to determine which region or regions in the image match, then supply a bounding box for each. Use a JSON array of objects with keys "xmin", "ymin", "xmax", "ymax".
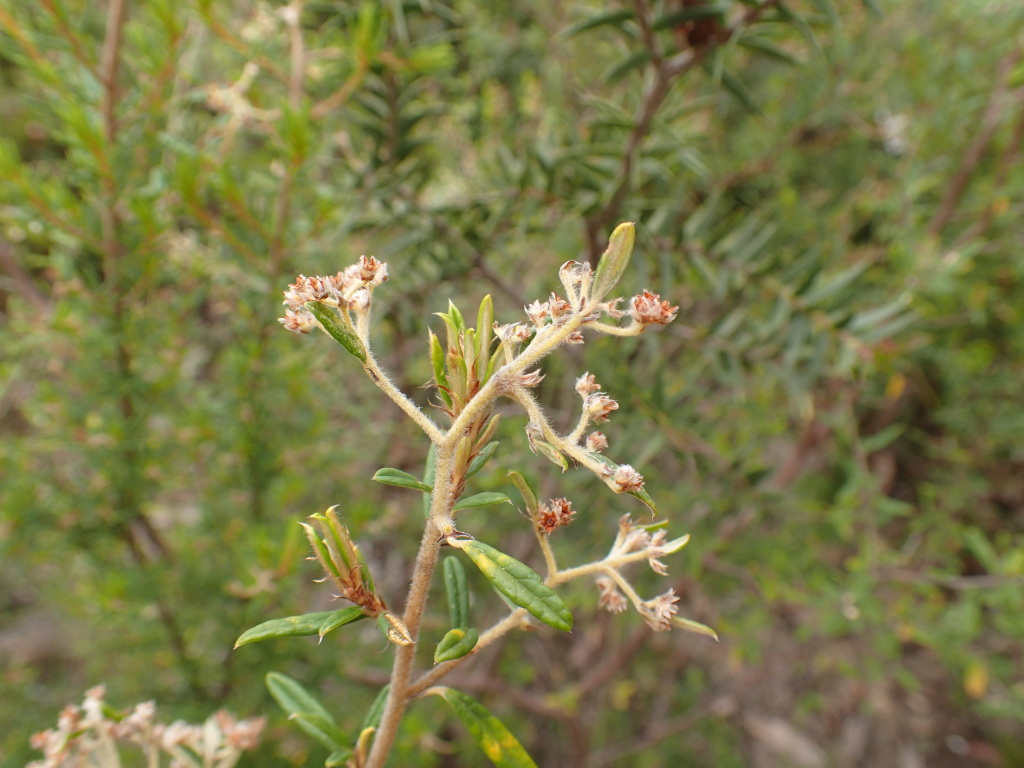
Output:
[
  {"xmin": 443, "ymin": 555, "xmax": 471, "ymax": 628},
  {"xmin": 720, "ymin": 71, "xmax": 763, "ymax": 116},
  {"xmin": 591, "ymin": 223, "xmax": 636, "ymax": 303},
  {"xmin": 305, "ymin": 301, "xmax": 366, "ymax": 362},
  {"xmin": 476, "ymin": 295, "xmax": 494, "ymax": 381},
  {"xmin": 429, "ymin": 330, "xmax": 452, "ymax": 408},
  {"xmin": 652, "ymin": 3, "xmax": 728, "ymax": 29},
  {"xmin": 860, "ymin": 0, "xmax": 883, "ymax": 17},
  {"xmin": 671, "ymin": 616, "xmax": 719, "ymax": 640},
  {"xmin": 532, "ymin": 438, "xmax": 568, "ymax": 472},
  {"xmin": 484, "ymin": 345, "xmax": 504, "ymax": 384},
  {"xmin": 809, "ymin": 0, "xmax": 839, "ymax": 24},
  {"xmin": 235, "ymin": 608, "xmax": 365, "ymax": 647},
  {"xmin": 431, "ymin": 687, "xmax": 538, "ymax": 768},
  {"xmin": 466, "ymin": 441, "xmax": 500, "ymax": 479},
  {"xmin": 506, "ymin": 471, "xmax": 539, "ymax": 516},
  {"xmin": 326, "ymin": 749, "xmax": 351, "ymax": 767},
  {"xmin": 860, "ymin": 424, "xmax": 905, "ymax": 453},
  {"xmin": 561, "ymin": 8, "xmax": 635, "ymax": 38},
  {"xmin": 454, "ymin": 492, "xmax": 512, "ymax": 512},
  {"xmin": 373, "ymin": 467, "xmax": 433, "ymax": 492},
  {"xmin": 434, "ymin": 627, "xmax": 480, "ymax": 663},
  {"xmin": 448, "ymin": 301, "xmax": 466, "ymax": 332},
  {"xmin": 460, "ymin": 541, "xmax": 572, "ymax": 631},
  {"xmin": 266, "ymin": 672, "xmax": 348, "ymax": 752},
  {"xmin": 603, "ymin": 50, "xmax": 651, "ymax": 85},
  {"xmin": 318, "ymin": 607, "xmax": 368, "ymax": 637},
  {"xmin": 436, "ymin": 311, "xmax": 462, "ymax": 358},
  {"xmin": 737, "ymin": 36, "xmax": 803, "ymax": 67},
  {"xmin": 628, "ymin": 487, "xmax": 659, "ymax": 518},
  {"xmin": 362, "ymin": 685, "xmax": 391, "ymax": 732}
]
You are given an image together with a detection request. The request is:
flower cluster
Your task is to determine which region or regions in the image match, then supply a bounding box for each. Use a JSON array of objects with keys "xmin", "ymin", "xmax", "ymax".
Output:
[
  {"xmin": 28, "ymin": 686, "xmax": 265, "ymax": 768},
  {"xmin": 630, "ymin": 290, "xmax": 678, "ymax": 326},
  {"xmin": 534, "ymin": 497, "xmax": 576, "ymax": 535},
  {"xmin": 588, "ymin": 517, "xmax": 698, "ymax": 632},
  {"xmin": 280, "ymin": 255, "xmax": 388, "ymax": 333}
]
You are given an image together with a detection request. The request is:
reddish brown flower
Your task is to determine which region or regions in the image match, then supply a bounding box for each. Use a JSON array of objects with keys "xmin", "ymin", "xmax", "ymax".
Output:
[{"xmin": 631, "ymin": 291, "xmax": 678, "ymax": 325}]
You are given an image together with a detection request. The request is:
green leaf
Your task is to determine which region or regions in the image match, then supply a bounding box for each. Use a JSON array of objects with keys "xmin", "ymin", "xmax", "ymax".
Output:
[
  {"xmin": 860, "ymin": 0, "xmax": 883, "ymax": 16},
  {"xmin": 737, "ymin": 36, "xmax": 803, "ymax": 67},
  {"xmin": 561, "ymin": 8, "xmax": 635, "ymax": 38},
  {"xmin": 373, "ymin": 467, "xmax": 433, "ymax": 492},
  {"xmin": 506, "ymin": 471, "xmax": 539, "ymax": 516},
  {"xmin": 434, "ymin": 627, "xmax": 480, "ymax": 663},
  {"xmin": 671, "ymin": 616, "xmax": 719, "ymax": 640},
  {"xmin": 431, "ymin": 687, "xmax": 538, "ymax": 768},
  {"xmin": 318, "ymin": 607, "xmax": 368, "ymax": 638},
  {"xmin": 652, "ymin": 3, "xmax": 728, "ymax": 29},
  {"xmin": 720, "ymin": 71, "xmax": 763, "ymax": 116},
  {"xmin": 591, "ymin": 223, "xmax": 636, "ymax": 303},
  {"xmin": 809, "ymin": 0, "xmax": 839, "ymax": 24},
  {"xmin": 459, "ymin": 540, "xmax": 572, "ymax": 631},
  {"xmin": 532, "ymin": 438, "xmax": 569, "ymax": 472},
  {"xmin": 361, "ymin": 685, "xmax": 390, "ymax": 732},
  {"xmin": 603, "ymin": 50, "xmax": 651, "ymax": 86},
  {"xmin": 453, "ymin": 492, "xmax": 512, "ymax": 512},
  {"xmin": 476, "ymin": 295, "xmax": 494, "ymax": 381},
  {"xmin": 628, "ymin": 486, "xmax": 659, "ymax": 518},
  {"xmin": 235, "ymin": 608, "xmax": 365, "ymax": 647},
  {"xmin": 466, "ymin": 441, "xmax": 500, "ymax": 479},
  {"xmin": 429, "ymin": 330, "xmax": 452, "ymax": 409},
  {"xmin": 443, "ymin": 555, "xmax": 471, "ymax": 628},
  {"xmin": 266, "ymin": 672, "xmax": 348, "ymax": 753},
  {"xmin": 305, "ymin": 301, "xmax": 366, "ymax": 362}
]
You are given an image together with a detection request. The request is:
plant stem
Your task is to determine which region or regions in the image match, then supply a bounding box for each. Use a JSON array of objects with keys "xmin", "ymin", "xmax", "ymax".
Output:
[{"xmin": 365, "ymin": 445, "xmax": 455, "ymax": 767}]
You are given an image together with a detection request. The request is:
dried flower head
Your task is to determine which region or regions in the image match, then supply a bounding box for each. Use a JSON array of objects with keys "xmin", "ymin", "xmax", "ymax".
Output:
[
  {"xmin": 496, "ymin": 322, "xmax": 534, "ymax": 342},
  {"xmin": 596, "ymin": 577, "xmax": 628, "ymax": 613},
  {"xmin": 637, "ymin": 589, "xmax": 680, "ymax": 631},
  {"xmin": 631, "ymin": 290, "xmax": 678, "ymax": 325},
  {"xmin": 586, "ymin": 431, "xmax": 608, "ymax": 453},
  {"xmin": 279, "ymin": 307, "xmax": 318, "ymax": 333},
  {"xmin": 356, "ymin": 255, "xmax": 388, "ymax": 286},
  {"xmin": 585, "ymin": 393, "xmax": 619, "ymax": 424},
  {"xmin": 525, "ymin": 300, "xmax": 549, "ymax": 327},
  {"xmin": 608, "ymin": 464, "xmax": 645, "ymax": 493},
  {"xmin": 575, "ymin": 372, "xmax": 601, "ymax": 397},
  {"xmin": 519, "ymin": 369, "xmax": 545, "ymax": 388},
  {"xmin": 535, "ymin": 497, "xmax": 576, "ymax": 535},
  {"xmin": 547, "ymin": 293, "xmax": 573, "ymax": 318}
]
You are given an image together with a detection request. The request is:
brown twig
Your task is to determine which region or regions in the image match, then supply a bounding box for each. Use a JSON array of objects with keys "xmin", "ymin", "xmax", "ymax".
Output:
[
  {"xmin": 584, "ymin": 0, "xmax": 781, "ymax": 260},
  {"xmin": 926, "ymin": 50, "xmax": 1023, "ymax": 237}
]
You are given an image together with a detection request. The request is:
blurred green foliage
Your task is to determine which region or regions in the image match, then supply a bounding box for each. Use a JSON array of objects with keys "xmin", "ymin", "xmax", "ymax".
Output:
[{"xmin": 2, "ymin": 0, "xmax": 1023, "ymax": 766}]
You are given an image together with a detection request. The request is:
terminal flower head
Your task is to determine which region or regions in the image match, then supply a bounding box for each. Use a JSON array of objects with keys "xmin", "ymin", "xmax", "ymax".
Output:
[{"xmin": 631, "ymin": 291, "xmax": 678, "ymax": 326}]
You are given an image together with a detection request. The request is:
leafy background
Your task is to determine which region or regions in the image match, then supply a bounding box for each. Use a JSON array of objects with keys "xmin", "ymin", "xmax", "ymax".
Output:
[{"xmin": 2, "ymin": 0, "xmax": 1023, "ymax": 766}]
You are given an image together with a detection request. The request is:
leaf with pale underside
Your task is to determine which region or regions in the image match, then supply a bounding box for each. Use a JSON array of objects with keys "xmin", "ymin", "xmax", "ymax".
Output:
[
  {"xmin": 590, "ymin": 222, "xmax": 635, "ymax": 303},
  {"xmin": 305, "ymin": 301, "xmax": 366, "ymax": 362}
]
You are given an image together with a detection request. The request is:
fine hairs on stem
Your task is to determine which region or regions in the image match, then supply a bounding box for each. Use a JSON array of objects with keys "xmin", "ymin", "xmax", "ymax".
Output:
[{"xmin": 253, "ymin": 224, "xmax": 715, "ymax": 768}]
